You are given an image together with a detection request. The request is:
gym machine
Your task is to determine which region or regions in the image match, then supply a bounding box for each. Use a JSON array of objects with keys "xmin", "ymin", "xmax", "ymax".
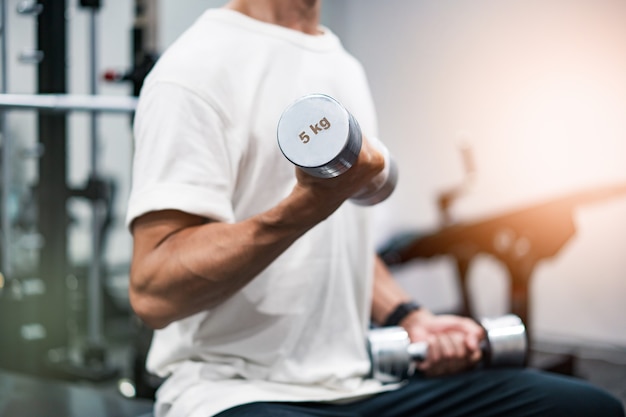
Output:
[
  {"xmin": 0, "ymin": 0, "xmax": 72, "ymax": 377},
  {"xmin": 0, "ymin": 0, "xmax": 145, "ymax": 381}
]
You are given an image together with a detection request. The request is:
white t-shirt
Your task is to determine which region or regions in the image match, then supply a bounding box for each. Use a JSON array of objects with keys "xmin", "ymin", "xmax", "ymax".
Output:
[{"xmin": 127, "ymin": 9, "xmax": 393, "ymax": 417}]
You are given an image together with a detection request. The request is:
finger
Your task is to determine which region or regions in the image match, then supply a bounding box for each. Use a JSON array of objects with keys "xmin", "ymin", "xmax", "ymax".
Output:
[
  {"xmin": 449, "ymin": 317, "xmax": 485, "ymax": 352},
  {"xmin": 458, "ymin": 317, "xmax": 485, "ymax": 339},
  {"xmin": 451, "ymin": 332, "xmax": 468, "ymax": 358},
  {"xmin": 360, "ymin": 135, "xmax": 386, "ymax": 166},
  {"xmin": 446, "ymin": 332, "xmax": 471, "ymax": 373},
  {"xmin": 469, "ymin": 345, "xmax": 483, "ymax": 364},
  {"xmin": 442, "ymin": 332, "xmax": 472, "ymax": 374},
  {"xmin": 438, "ymin": 332, "xmax": 457, "ymax": 360},
  {"xmin": 417, "ymin": 335, "xmax": 441, "ymax": 375},
  {"xmin": 433, "ymin": 333, "xmax": 461, "ymax": 376},
  {"xmin": 428, "ymin": 315, "xmax": 483, "ymax": 341},
  {"xmin": 425, "ymin": 334, "xmax": 441, "ymax": 365},
  {"xmin": 463, "ymin": 331, "xmax": 483, "ymax": 362}
]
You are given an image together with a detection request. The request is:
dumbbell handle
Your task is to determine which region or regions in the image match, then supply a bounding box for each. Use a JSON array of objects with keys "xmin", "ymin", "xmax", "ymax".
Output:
[
  {"xmin": 406, "ymin": 340, "xmax": 428, "ymax": 361},
  {"xmin": 405, "ymin": 338, "xmax": 490, "ymax": 362}
]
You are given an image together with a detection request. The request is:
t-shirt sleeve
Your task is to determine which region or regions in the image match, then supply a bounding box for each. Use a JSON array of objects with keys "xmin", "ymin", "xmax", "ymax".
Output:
[{"xmin": 126, "ymin": 81, "xmax": 238, "ymax": 229}]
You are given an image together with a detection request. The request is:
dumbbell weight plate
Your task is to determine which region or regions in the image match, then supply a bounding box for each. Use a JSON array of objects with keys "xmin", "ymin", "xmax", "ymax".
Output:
[
  {"xmin": 366, "ymin": 326, "xmax": 414, "ymax": 383},
  {"xmin": 277, "ymin": 94, "xmax": 362, "ymax": 178},
  {"xmin": 480, "ymin": 314, "xmax": 528, "ymax": 368}
]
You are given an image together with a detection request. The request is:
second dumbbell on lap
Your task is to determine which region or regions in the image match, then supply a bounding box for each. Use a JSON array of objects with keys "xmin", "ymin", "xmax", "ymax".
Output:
[
  {"xmin": 277, "ymin": 93, "xmax": 398, "ymax": 206},
  {"xmin": 367, "ymin": 314, "xmax": 528, "ymax": 383}
]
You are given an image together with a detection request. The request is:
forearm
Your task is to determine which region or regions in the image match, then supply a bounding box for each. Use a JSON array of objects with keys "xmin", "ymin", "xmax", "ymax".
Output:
[
  {"xmin": 130, "ymin": 185, "xmax": 342, "ymax": 329},
  {"xmin": 370, "ymin": 256, "xmax": 416, "ymax": 325}
]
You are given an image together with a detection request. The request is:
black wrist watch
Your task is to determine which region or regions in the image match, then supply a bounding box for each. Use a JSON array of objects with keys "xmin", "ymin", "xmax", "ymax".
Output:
[{"xmin": 383, "ymin": 301, "xmax": 421, "ymax": 327}]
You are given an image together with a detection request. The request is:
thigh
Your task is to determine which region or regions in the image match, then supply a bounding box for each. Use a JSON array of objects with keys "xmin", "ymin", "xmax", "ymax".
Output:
[
  {"xmin": 349, "ymin": 368, "xmax": 624, "ymax": 417},
  {"xmin": 213, "ymin": 370, "xmax": 624, "ymax": 417},
  {"xmin": 213, "ymin": 401, "xmax": 356, "ymax": 417}
]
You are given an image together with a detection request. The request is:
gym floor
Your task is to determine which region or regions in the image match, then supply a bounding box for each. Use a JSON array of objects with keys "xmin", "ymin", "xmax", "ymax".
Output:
[{"xmin": 0, "ymin": 370, "xmax": 153, "ymax": 417}]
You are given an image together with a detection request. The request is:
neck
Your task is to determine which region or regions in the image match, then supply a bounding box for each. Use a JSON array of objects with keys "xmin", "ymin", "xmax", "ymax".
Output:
[{"xmin": 224, "ymin": 0, "xmax": 321, "ymax": 35}]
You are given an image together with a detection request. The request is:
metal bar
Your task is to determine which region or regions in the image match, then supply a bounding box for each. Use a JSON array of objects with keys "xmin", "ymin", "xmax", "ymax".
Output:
[
  {"xmin": 134, "ymin": 0, "xmax": 159, "ymax": 54},
  {"xmin": 1, "ymin": 0, "xmax": 11, "ymax": 278},
  {"xmin": 0, "ymin": 93, "xmax": 138, "ymax": 113},
  {"xmin": 131, "ymin": 0, "xmax": 159, "ymax": 96},
  {"xmin": 0, "ymin": 116, "xmax": 8, "ymax": 281},
  {"xmin": 36, "ymin": 0, "xmax": 69, "ymax": 372},
  {"xmin": 87, "ymin": 6, "xmax": 103, "ymax": 347},
  {"xmin": 0, "ymin": 0, "xmax": 7, "ymax": 93}
]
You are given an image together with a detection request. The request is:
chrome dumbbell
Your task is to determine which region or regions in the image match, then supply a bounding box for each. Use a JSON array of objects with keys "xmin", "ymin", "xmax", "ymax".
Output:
[
  {"xmin": 367, "ymin": 314, "xmax": 528, "ymax": 383},
  {"xmin": 276, "ymin": 94, "xmax": 398, "ymax": 206}
]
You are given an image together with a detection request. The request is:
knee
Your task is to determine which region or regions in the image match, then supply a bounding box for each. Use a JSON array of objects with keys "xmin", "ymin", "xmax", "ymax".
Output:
[
  {"xmin": 536, "ymin": 371, "xmax": 625, "ymax": 417},
  {"xmin": 592, "ymin": 391, "xmax": 625, "ymax": 417},
  {"xmin": 577, "ymin": 388, "xmax": 624, "ymax": 417}
]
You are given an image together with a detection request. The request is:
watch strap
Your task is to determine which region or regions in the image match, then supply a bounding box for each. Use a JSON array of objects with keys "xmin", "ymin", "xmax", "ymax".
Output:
[{"xmin": 383, "ymin": 301, "xmax": 421, "ymax": 327}]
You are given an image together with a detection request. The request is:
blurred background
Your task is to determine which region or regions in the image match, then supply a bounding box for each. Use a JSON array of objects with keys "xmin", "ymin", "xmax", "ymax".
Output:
[
  {"xmin": 0, "ymin": 0, "xmax": 624, "ymax": 415},
  {"xmin": 337, "ymin": 0, "xmax": 626, "ymax": 349}
]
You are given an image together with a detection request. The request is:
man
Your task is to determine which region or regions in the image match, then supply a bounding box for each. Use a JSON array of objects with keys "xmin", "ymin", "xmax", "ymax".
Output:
[{"xmin": 127, "ymin": 1, "xmax": 625, "ymax": 416}]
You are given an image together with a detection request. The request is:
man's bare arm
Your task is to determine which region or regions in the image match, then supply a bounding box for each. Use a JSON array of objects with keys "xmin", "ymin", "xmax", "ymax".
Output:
[
  {"xmin": 370, "ymin": 256, "xmax": 415, "ymax": 325},
  {"xmin": 130, "ymin": 136, "xmax": 385, "ymax": 329}
]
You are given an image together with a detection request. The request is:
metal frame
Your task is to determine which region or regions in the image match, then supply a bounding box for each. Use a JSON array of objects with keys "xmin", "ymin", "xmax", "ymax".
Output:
[
  {"xmin": 1, "ymin": 0, "xmax": 10, "ymax": 279},
  {"xmin": 35, "ymin": 0, "xmax": 71, "ymax": 368},
  {"xmin": 0, "ymin": 91, "xmax": 137, "ymax": 366},
  {"xmin": 0, "ymin": 0, "xmax": 139, "ymax": 379},
  {"xmin": 0, "ymin": 94, "xmax": 138, "ymax": 113},
  {"xmin": 87, "ymin": 4, "xmax": 103, "ymax": 353}
]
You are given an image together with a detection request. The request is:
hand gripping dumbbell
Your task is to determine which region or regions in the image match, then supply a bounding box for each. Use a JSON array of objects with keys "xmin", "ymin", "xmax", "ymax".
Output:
[
  {"xmin": 366, "ymin": 314, "xmax": 528, "ymax": 383},
  {"xmin": 276, "ymin": 94, "xmax": 398, "ymax": 206}
]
